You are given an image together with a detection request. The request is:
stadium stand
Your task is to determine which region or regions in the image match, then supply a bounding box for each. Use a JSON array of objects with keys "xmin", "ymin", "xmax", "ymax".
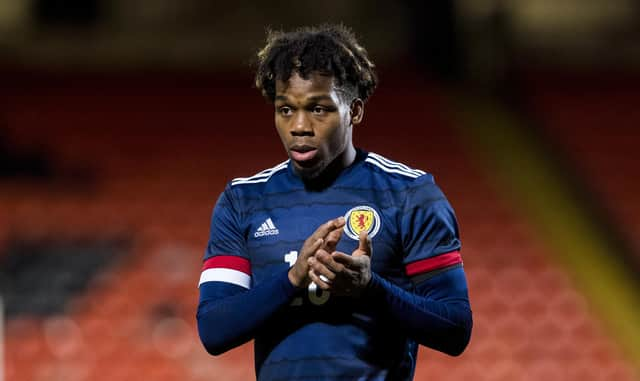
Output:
[
  {"xmin": 522, "ymin": 72, "xmax": 640, "ymax": 261},
  {"xmin": 0, "ymin": 72, "xmax": 637, "ymax": 381}
]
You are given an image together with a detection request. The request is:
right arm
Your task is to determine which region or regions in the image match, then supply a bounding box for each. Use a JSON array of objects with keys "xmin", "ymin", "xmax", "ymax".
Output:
[
  {"xmin": 197, "ymin": 268, "xmax": 298, "ymax": 355},
  {"xmin": 196, "ymin": 187, "xmax": 345, "ymax": 355}
]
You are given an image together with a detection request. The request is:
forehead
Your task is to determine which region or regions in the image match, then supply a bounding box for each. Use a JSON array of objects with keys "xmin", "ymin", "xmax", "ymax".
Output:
[{"xmin": 275, "ymin": 72, "xmax": 338, "ymax": 101}]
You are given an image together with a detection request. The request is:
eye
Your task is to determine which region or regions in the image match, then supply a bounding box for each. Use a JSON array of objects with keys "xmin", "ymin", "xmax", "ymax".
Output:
[
  {"xmin": 312, "ymin": 105, "xmax": 325, "ymax": 115},
  {"xmin": 278, "ymin": 106, "xmax": 292, "ymax": 116}
]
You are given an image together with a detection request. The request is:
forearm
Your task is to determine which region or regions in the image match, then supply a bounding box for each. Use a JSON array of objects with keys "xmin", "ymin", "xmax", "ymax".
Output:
[
  {"xmin": 197, "ymin": 268, "xmax": 298, "ymax": 355},
  {"xmin": 365, "ymin": 270, "xmax": 472, "ymax": 356}
]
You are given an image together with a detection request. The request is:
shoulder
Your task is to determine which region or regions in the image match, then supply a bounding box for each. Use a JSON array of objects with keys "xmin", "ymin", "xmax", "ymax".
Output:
[
  {"xmin": 363, "ymin": 151, "xmax": 433, "ymax": 185},
  {"xmin": 229, "ymin": 160, "xmax": 289, "ymax": 186},
  {"xmin": 363, "ymin": 151, "xmax": 449, "ymax": 206},
  {"xmin": 212, "ymin": 161, "xmax": 289, "ymax": 218},
  {"xmin": 223, "ymin": 160, "xmax": 290, "ymax": 198}
]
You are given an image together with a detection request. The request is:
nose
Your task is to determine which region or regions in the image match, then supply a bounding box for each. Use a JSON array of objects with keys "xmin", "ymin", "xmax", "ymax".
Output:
[{"xmin": 291, "ymin": 111, "xmax": 313, "ymax": 136}]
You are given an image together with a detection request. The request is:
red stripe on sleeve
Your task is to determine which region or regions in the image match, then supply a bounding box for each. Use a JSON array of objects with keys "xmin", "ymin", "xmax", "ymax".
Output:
[
  {"xmin": 405, "ymin": 251, "xmax": 462, "ymax": 276},
  {"xmin": 202, "ymin": 255, "xmax": 251, "ymax": 274}
]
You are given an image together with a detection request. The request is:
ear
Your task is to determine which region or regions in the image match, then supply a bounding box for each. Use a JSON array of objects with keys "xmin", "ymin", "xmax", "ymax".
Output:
[{"xmin": 350, "ymin": 98, "xmax": 364, "ymax": 126}]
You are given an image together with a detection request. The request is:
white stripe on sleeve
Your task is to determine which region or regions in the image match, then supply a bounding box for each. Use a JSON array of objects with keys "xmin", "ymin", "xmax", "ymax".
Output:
[{"xmin": 198, "ymin": 268, "xmax": 251, "ymax": 289}]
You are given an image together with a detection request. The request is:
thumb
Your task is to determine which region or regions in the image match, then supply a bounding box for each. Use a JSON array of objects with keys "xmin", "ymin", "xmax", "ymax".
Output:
[{"xmin": 354, "ymin": 231, "xmax": 372, "ymax": 257}]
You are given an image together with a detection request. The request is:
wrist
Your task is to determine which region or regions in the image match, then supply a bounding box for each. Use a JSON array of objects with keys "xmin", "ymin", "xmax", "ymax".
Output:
[
  {"xmin": 287, "ymin": 268, "xmax": 304, "ymax": 288},
  {"xmin": 362, "ymin": 272, "xmax": 381, "ymax": 296},
  {"xmin": 363, "ymin": 271, "xmax": 372, "ymax": 289}
]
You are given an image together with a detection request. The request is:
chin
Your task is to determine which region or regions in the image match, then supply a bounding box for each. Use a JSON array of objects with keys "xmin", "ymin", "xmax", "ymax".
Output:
[
  {"xmin": 294, "ymin": 161, "xmax": 326, "ymax": 180},
  {"xmin": 296, "ymin": 167, "xmax": 322, "ymax": 180}
]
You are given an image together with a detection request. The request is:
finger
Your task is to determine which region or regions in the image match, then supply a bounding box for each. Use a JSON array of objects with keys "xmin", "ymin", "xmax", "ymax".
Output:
[
  {"xmin": 308, "ymin": 270, "xmax": 331, "ymax": 290},
  {"xmin": 308, "ymin": 256, "xmax": 337, "ymax": 281},
  {"xmin": 315, "ymin": 250, "xmax": 345, "ymax": 273},
  {"xmin": 311, "ymin": 217, "xmax": 346, "ymax": 242},
  {"xmin": 301, "ymin": 237, "xmax": 324, "ymax": 260},
  {"xmin": 323, "ymin": 226, "xmax": 344, "ymax": 253},
  {"xmin": 314, "ymin": 248, "xmax": 332, "ymax": 260},
  {"xmin": 331, "ymin": 252, "xmax": 354, "ymax": 266},
  {"xmin": 353, "ymin": 231, "xmax": 372, "ymax": 257}
]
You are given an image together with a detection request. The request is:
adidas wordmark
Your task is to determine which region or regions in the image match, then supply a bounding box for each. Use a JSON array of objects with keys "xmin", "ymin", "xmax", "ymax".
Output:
[{"xmin": 254, "ymin": 218, "xmax": 279, "ymax": 238}]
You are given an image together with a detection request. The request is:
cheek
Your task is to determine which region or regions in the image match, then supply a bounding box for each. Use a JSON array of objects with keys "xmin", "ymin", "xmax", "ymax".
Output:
[{"xmin": 325, "ymin": 121, "xmax": 348, "ymax": 151}]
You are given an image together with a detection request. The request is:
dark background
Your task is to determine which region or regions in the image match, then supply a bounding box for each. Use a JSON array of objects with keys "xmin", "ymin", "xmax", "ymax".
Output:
[{"xmin": 1, "ymin": 1, "xmax": 639, "ymax": 380}]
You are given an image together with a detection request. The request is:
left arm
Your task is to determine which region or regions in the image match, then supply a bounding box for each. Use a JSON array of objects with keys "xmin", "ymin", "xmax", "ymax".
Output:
[
  {"xmin": 309, "ymin": 234, "xmax": 472, "ymax": 356},
  {"xmin": 365, "ymin": 265, "xmax": 472, "ymax": 356}
]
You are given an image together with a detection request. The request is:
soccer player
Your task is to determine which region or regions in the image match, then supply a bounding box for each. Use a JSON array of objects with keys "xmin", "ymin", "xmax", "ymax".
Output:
[{"xmin": 197, "ymin": 24, "xmax": 472, "ymax": 380}]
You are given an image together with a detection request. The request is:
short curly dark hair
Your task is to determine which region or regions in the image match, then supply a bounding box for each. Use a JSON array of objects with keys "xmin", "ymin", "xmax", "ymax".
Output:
[{"xmin": 255, "ymin": 24, "xmax": 378, "ymax": 103}]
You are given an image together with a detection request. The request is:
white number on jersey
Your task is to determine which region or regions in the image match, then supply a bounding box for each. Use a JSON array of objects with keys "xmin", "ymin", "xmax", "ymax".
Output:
[{"xmin": 283, "ymin": 251, "xmax": 330, "ymax": 306}]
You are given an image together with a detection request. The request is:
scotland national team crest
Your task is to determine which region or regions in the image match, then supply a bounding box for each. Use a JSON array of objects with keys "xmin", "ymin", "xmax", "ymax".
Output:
[{"xmin": 343, "ymin": 206, "xmax": 381, "ymax": 240}]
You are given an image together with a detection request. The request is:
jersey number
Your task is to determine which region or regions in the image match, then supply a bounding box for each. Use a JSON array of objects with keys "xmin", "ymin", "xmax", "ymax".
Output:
[{"xmin": 284, "ymin": 251, "xmax": 330, "ymax": 306}]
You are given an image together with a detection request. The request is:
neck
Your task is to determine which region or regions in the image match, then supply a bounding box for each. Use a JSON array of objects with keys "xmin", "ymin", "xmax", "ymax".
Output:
[
  {"xmin": 302, "ymin": 143, "xmax": 357, "ymax": 190},
  {"xmin": 337, "ymin": 142, "xmax": 357, "ymax": 169}
]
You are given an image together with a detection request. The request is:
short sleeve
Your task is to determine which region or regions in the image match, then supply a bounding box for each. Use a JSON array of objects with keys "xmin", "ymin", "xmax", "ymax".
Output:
[
  {"xmin": 199, "ymin": 185, "xmax": 251, "ymax": 289},
  {"xmin": 401, "ymin": 177, "xmax": 462, "ymax": 282},
  {"xmin": 205, "ymin": 186, "xmax": 247, "ymax": 260}
]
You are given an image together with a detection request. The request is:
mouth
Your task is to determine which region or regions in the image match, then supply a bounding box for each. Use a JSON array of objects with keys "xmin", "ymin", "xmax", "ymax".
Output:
[{"xmin": 289, "ymin": 144, "xmax": 318, "ymax": 163}]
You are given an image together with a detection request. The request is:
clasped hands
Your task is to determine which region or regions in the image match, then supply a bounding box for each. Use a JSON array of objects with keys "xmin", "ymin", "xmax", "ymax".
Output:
[{"xmin": 288, "ymin": 216, "xmax": 372, "ymax": 297}]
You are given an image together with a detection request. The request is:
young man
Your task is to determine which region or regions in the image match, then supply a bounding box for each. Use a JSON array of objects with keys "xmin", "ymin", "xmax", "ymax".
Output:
[{"xmin": 197, "ymin": 24, "xmax": 472, "ymax": 380}]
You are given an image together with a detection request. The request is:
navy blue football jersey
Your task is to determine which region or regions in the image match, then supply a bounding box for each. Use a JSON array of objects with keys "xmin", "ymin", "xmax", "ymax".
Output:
[{"xmin": 199, "ymin": 149, "xmax": 463, "ymax": 380}]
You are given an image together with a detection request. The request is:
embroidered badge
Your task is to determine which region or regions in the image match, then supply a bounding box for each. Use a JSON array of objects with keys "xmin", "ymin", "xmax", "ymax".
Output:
[{"xmin": 344, "ymin": 206, "xmax": 381, "ymax": 240}]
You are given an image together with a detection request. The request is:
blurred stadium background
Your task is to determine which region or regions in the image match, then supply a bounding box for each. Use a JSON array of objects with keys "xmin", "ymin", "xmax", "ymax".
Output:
[{"xmin": 1, "ymin": 1, "xmax": 639, "ymax": 380}]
